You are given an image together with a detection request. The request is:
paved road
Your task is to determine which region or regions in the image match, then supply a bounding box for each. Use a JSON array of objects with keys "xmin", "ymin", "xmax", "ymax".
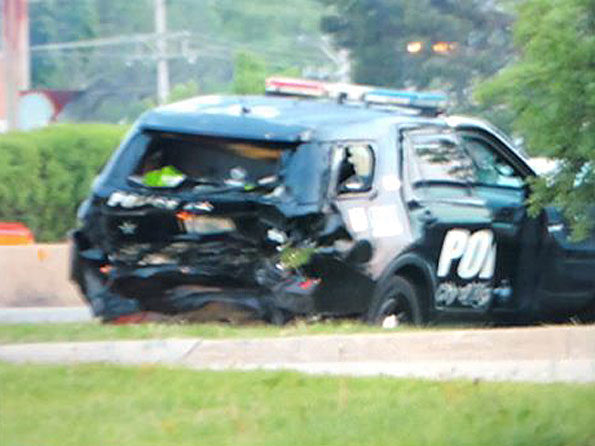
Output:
[
  {"xmin": 0, "ymin": 306, "xmax": 93, "ymax": 323},
  {"xmin": 2, "ymin": 325, "xmax": 594, "ymax": 383}
]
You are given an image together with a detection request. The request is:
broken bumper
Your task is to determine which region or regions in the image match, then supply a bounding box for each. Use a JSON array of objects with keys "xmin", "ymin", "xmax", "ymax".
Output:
[{"xmin": 70, "ymin": 233, "xmax": 318, "ymax": 322}]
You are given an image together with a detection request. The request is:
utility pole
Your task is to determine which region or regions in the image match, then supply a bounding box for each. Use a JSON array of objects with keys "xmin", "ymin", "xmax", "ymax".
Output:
[
  {"xmin": 154, "ymin": 0, "xmax": 169, "ymax": 105},
  {"xmin": 1, "ymin": 0, "xmax": 30, "ymax": 130}
]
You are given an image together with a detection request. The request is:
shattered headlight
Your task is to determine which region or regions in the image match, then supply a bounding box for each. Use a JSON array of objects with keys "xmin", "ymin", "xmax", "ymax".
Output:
[
  {"xmin": 140, "ymin": 253, "xmax": 174, "ymax": 265},
  {"xmin": 176, "ymin": 212, "xmax": 236, "ymax": 235},
  {"xmin": 267, "ymin": 228, "xmax": 288, "ymax": 244}
]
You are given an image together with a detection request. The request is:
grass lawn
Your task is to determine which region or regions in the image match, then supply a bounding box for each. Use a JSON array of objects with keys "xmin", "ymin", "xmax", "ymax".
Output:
[
  {"xmin": 0, "ymin": 319, "xmax": 444, "ymax": 344},
  {"xmin": 1, "ymin": 362, "xmax": 593, "ymax": 446}
]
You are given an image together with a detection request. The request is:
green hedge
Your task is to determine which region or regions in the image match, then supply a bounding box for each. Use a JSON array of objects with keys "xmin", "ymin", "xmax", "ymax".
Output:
[{"xmin": 0, "ymin": 124, "xmax": 128, "ymax": 242}]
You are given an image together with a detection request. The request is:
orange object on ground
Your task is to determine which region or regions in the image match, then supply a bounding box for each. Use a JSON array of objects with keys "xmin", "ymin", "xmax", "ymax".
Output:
[
  {"xmin": 0, "ymin": 222, "xmax": 35, "ymax": 245},
  {"xmin": 109, "ymin": 312, "xmax": 165, "ymax": 324}
]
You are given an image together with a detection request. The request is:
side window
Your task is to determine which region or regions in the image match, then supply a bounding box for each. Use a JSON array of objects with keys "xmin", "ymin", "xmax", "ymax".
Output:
[
  {"xmin": 460, "ymin": 135, "xmax": 524, "ymax": 189},
  {"xmin": 405, "ymin": 131, "xmax": 474, "ymax": 185},
  {"xmin": 403, "ymin": 128, "xmax": 477, "ymax": 201},
  {"xmin": 336, "ymin": 143, "xmax": 375, "ymax": 194}
]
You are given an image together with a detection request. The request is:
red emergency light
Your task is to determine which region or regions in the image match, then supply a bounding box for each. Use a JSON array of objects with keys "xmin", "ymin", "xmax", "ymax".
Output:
[{"xmin": 265, "ymin": 77, "xmax": 328, "ymax": 98}]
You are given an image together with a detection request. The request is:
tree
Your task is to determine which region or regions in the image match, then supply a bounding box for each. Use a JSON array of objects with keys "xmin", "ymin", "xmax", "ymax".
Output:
[
  {"xmin": 29, "ymin": 0, "xmax": 330, "ymax": 122},
  {"xmin": 319, "ymin": 0, "xmax": 513, "ymax": 109},
  {"xmin": 30, "ymin": 0, "xmax": 100, "ymax": 88},
  {"xmin": 233, "ymin": 51, "xmax": 267, "ymax": 94},
  {"xmin": 476, "ymin": 0, "xmax": 594, "ymax": 240},
  {"xmin": 169, "ymin": 80, "xmax": 200, "ymax": 102}
]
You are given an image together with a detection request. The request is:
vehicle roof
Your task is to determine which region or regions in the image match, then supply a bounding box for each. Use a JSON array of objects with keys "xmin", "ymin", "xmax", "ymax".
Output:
[
  {"xmin": 137, "ymin": 95, "xmax": 530, "ymax": 167},
  {"xmin": 138, "ymin": 95, "xmax": 443, "ymax": 142}
]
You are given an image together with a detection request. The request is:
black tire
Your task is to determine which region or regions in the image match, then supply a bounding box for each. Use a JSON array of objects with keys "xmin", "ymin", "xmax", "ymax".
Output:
[
  {"xmin": 269, "ymin": 308, "xmax": 293, "ymax": 326},
  {"xmin": 366, "ymin": 275, "xmax": 426, "ymax": 326}
]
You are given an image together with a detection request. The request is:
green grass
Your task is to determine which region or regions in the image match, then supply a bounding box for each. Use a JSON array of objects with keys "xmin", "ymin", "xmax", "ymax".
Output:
[
  {"xmin": 0, "ymin": 319, "xmax": 428, "ymax": 344},
  {"xmin": 1, "ymin": 362, "xmax": 593, "ymax": 446}
]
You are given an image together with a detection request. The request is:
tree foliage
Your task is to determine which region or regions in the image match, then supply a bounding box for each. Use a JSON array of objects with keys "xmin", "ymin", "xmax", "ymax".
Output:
[
  {"xmin": 0, "ymin": 125, "xmax": 127, "ymax": 242},
  {"xmin": 30, "ymin": 0, "xmax": 99, "ymax": 88},
  {"xmin": 29, "ymin": 0, "xmax": 329, "ymax": 122},
  {"xmin": 319, "ymin": 0, "xmax": 513, "ymax": 108},
  {"xmin": 233, "ymin": 52, "xmax": 267, "ymax": 95},
  {"xmin": 476, "ymin": 0, "xmax": 594, "ymax": 239}
]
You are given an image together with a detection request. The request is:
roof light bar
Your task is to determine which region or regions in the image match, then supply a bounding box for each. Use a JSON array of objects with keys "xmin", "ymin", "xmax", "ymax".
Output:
[
  {"xmin": 264, "ymin": 77, "xmax": 449, "ymax": 114},
  {"xmin": 265, "ymin": 77, "xmax": 327, "ymax": 98},
  {"xmin": 325, "ymin": 83, "xmax": 372, "ymax": 102}
]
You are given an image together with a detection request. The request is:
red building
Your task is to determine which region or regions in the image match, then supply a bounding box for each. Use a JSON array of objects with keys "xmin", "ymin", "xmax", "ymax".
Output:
[{"xmin": 1, "ymin": 0, "xmax": 30, "ymax": 131}]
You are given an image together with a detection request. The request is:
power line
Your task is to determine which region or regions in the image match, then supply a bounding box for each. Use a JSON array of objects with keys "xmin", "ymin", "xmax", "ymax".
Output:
[
  {"xmin": 29, "ymin": 31, "xmax": 191, "ymax": 52},
  {"xmin": 30, "ymin": 32, "xmax": 327, "ymax": 66}
]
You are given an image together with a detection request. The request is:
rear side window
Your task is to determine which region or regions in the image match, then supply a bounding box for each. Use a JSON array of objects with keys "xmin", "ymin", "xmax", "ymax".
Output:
[{"xmin": 335, "ymin": 143, "xmax": 375, "ymax": 194}]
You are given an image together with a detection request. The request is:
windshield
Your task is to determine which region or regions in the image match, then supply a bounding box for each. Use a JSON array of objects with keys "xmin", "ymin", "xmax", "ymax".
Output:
[{"xmin": 128, "ymin": 131, "xmax": 296, "ymax": 189}]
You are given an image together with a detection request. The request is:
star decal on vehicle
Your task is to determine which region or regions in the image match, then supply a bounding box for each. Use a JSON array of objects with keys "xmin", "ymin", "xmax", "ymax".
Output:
[{"xmin": 118, "ymin": 221, "xmax": 137, "ymax": 235}]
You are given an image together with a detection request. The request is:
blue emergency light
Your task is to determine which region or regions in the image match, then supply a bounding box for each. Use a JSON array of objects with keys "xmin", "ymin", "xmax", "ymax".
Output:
[{"xmin": 364, "ymin": 89, "xmax": 448, "ymax": 114}]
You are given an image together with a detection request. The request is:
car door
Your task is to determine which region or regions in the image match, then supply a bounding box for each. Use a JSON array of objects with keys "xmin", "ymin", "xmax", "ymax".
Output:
[
  {"xmin": 402, "ymin": 127, "xmax": 535, "ymax": 313},
  {"xmin": 454, "ymin": 129, "xmax": 594, "ymax": 317},
  {"xmin": 311, "ymin": 141, "xmax": 377, "ymax": 315},
  {"xmin": 456, "ymin": 130, "xmax": 542, "ymax": 313}
]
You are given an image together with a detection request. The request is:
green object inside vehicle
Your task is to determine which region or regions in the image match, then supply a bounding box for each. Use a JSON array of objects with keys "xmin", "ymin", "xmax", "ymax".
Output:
[
  {"xmin": 143, "ymin": 165, "xmax": 186, "ymax": 187},
  {"xmin": 280, "ymin": 246, "xmax": 316, "ymax": 269}
]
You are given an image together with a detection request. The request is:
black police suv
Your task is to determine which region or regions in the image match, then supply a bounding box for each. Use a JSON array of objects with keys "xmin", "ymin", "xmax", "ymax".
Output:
[{"xmin": 70, "ymin": 78, "xmax": 595, "ymax": 324}]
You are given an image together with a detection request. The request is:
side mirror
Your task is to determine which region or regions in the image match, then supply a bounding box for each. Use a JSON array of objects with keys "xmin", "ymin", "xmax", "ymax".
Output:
[
  {"xmin": 345, "ymin": 240, "xmax": 373, "ymax": 264},
  {"xmin": 495, "ymin": 162, "xmax": 515, "ymax": 177}
]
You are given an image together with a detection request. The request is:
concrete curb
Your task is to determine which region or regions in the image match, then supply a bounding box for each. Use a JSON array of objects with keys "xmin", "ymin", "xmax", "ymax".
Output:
[
  {"xmin": 1, "ymin": 325, "xmax": 594, "ymax": 382},
  {"xmin": 0, "ymin": 339, "xmax": 199, "ymax": 365},
  {"xmin": 0, "ymin": 306, "xmax": 93, "ymax": 323}
]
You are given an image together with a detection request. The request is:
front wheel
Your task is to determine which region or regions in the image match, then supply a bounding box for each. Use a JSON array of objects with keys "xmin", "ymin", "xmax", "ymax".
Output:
[{"xmin": 366, "ymin": 276, "xmax": 426, "ymax": 326}]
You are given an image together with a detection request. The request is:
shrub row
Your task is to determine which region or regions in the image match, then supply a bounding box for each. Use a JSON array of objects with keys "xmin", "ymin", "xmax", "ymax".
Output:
[{"xmin": 0, "ymin": 124, "xmax": 127, "ymax": 242}]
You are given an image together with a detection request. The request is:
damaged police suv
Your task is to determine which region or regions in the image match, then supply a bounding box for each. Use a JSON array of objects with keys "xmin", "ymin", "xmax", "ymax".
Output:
[{"xmin": 71, "ymin": 77, "xmax": 595, "ymax": 324}]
